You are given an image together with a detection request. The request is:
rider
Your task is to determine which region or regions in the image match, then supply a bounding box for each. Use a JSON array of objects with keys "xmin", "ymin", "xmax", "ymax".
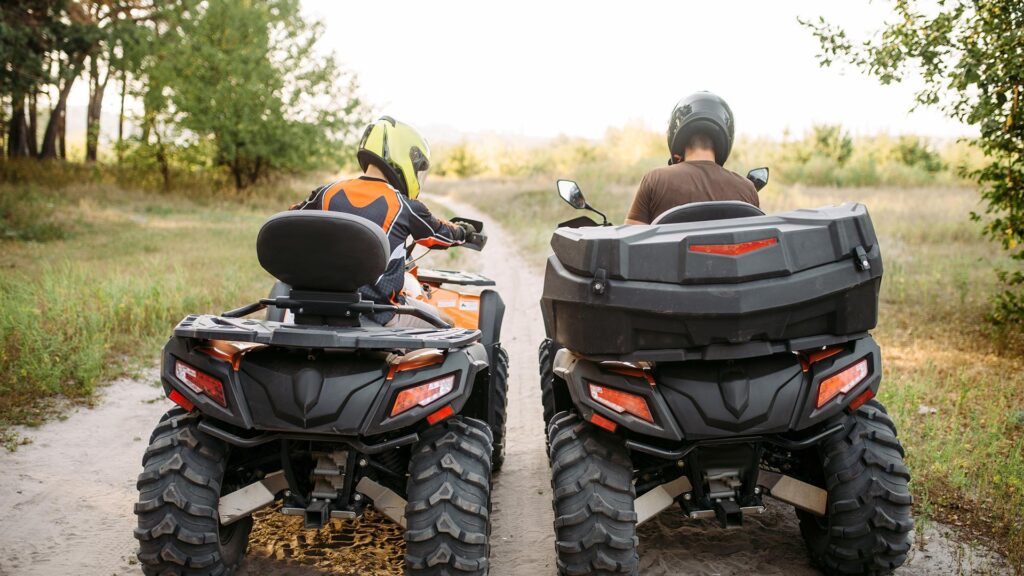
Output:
[
  {"xmin": 292, "ymin": 116, "xmax": 474, "ymax": 327},
  {"xmin": 625, "ymin": 92, "xmax": 759, "ymax": 224}
]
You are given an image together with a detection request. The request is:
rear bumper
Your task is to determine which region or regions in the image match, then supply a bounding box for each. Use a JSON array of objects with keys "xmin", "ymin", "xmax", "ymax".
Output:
[
  {"xmin": 161, "ymin": 335, "xmax": 488, "ymax": 437},
  {"xmin": 553, "ymin": 336, "xmax": 881, "ymax": 443}
]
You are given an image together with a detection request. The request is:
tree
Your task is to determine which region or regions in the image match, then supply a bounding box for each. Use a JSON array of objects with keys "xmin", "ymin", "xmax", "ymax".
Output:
[
  {"xmin": 161, "ymin": 0, "xmax": 366, "ymax": 188},
  {"xmin": 802, "ymin": 1, "xmax": 1024, "ymax": 324}
]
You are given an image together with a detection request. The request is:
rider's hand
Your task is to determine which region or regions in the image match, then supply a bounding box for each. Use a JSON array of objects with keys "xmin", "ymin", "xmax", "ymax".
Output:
[{"xmin": 457, "ymin": 221, "xmax": 477, "ymax": 236}]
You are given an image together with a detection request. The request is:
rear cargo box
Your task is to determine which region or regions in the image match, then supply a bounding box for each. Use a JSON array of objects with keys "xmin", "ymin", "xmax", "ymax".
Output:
[{"xmin": 540, "ymin": 203, "xmax": 882, "ymax": 360}]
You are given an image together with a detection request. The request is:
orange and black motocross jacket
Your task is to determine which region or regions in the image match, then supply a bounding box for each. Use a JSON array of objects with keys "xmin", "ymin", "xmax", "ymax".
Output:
[{"xmin": 291, "ymin": 176, "xmax": 467, "ymax": 324}]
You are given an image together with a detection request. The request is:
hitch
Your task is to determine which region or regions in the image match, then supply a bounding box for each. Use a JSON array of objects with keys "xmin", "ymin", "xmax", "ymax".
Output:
[{"xmin": 713, "ymin": 499, "xmax": 743, "ymax": 528}]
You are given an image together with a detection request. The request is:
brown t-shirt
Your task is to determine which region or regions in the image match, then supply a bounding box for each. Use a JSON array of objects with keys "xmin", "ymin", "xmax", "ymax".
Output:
[{"xmin": 626, "ymin": 160, "xmax": 759, "ymax": 224}]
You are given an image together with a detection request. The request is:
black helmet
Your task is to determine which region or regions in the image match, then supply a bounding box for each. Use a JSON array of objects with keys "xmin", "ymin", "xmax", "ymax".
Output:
[{"xmin": 667, "ymin": 92, "xmax": 735, "ymax": 166}]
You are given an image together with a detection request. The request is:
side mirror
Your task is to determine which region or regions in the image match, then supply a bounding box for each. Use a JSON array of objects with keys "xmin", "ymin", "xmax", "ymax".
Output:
[
  {"xmin": 557, "ymin": 179, "xmax": 587, "ymax": 209},
  {"xmin": 746, "ymin": 167, "xmax": 769, "ymax": 192}
]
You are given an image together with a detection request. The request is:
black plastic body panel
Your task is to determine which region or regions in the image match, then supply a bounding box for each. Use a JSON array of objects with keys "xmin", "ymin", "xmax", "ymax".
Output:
[
  {"xmin": 556, "ymin": 337, "xmax": 881, "ymax": 442},
  {"xmin": 541, "ymin": 203, "xmax": 882, "ymax": 358},
  {"xmin": 161, "ymin": 336, "xmax": 488, "ymax": 436}
]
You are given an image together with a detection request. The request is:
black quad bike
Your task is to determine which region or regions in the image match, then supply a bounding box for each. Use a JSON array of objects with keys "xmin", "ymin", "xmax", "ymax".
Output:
[
  {"xmin": 539, "ymin": 172, "xmax": 912, "ymax": 576},
  {"xmin": 134, "ymin": 209, "xmax": 507, "ymax": 575}
]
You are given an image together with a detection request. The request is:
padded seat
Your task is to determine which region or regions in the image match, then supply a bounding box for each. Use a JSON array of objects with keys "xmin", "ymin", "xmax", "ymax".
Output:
[
  {"xmin": 257, "ymin": 211, "xmax": 388, "ymax": 292},
  {"xmin": 652, "ymin": 201, "xmax": 764, "ymax": 225}
]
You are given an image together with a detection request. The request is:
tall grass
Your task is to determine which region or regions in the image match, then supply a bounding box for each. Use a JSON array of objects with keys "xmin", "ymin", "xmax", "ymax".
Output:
[
  {"xmin": 0, "ymin": 166, "xmax": 324, "ymax": 429},
  {"xmin": 432, "ymin": 123, "xmax": 981, "ymax": 190}
]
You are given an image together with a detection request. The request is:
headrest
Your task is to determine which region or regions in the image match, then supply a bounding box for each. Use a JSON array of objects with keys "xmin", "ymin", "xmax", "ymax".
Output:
[
  {"xmin": 257, "ymin": 211, "xmax": 389, "ymax": 292},
  {"xmin": 652, "ymin": 201, "xmax": 764, "ymax": 225}
]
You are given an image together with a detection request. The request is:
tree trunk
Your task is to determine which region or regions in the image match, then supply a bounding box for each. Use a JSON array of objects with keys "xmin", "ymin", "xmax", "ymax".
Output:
[
  {"xmin": 86, "ymin": 54, "xmax": 110, "ymax": 163},
  {"xmin": 57, "ymin": 106, "xmax": 66, "ymax": 159},
  {"xmin": 7, "ymin": 92, "xmax": 31, "ymax": 158},
  {"xmin": 39, "ymin": 53, "xmax": 86, "ymax": 160},
  {"xmin": 117, "ymin": 69, "xmax": 126, "ymax": 164},
  {"xmin": 27, "ymin": 91, "xmax": 38, "ymax": 156}
]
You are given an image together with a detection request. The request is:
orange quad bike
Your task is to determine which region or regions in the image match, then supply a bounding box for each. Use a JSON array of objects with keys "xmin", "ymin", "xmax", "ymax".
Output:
[{"xmin": 137, "ymin": 211, "xmax": 507, "ymax": 576}]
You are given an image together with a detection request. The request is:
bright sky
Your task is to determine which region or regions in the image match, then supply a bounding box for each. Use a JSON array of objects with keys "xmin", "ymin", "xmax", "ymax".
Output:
[{"xmin": 303, "ymin": 0, "xmax": 972, "ymax": 142}]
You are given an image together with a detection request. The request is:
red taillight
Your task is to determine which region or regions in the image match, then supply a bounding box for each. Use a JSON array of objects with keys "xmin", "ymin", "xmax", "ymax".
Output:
[
  {"xmin": 168, "ymin": 389, "xmax": 195, "ymax": 412},
  {"xmin": 390, "ymin": 374, "xmax": 455, "ymax": 417},
  {"xmin": 689, "ymin": 238, "xmax": 777, "ymax": 256},
  {"xmin": 588, "ymin": 382, "xmax": 654, "ymax": 423},
  {"xmin": 590, "ymin": 412, "xmax": 618, "ymax": 432},
  {"xmin": 426, "ymin": 404, "xmax": 454, "ymax": 425},
  {"xmin": 174, "ymin": 360, "xmax": 226, "ymax": 406},
  {"xmin": 816, "ymin": 359, "xmax": 869, "ymax": 408}
]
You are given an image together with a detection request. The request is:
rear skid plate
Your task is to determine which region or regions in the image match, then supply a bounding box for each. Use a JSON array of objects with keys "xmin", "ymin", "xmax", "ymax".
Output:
[
  {"xmin": 356, "ymin": 477, "xmax": 408, "ymax": 529},
  {"xmin": 219, "ymin": 470, "xmax": 288, "ymax": 525},
  {"xmin": 634, "ymin": 470, "xmax": 827, "ymax": 526}
]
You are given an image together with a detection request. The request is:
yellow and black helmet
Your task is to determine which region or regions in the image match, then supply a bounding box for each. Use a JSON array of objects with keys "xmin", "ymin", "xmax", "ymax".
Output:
[{"xmin": 357, "ymin": 116, "xmax": 431, "ymax": 199}]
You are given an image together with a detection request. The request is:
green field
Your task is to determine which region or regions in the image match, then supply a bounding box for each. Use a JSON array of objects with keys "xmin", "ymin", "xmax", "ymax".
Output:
[{"xmin": 443, "ymin": 176, "xmax": 1024, "ymax": 567}]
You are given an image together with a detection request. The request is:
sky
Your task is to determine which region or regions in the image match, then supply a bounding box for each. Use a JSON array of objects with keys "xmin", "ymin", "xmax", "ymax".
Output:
[{"xmin": 302, "ymin": 0, "xmax": 972, "ymax": 142}]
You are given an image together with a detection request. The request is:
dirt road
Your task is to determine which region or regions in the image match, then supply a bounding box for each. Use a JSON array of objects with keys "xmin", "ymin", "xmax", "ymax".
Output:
[{"xmin": 0, "ymin": 196, "xmax": 1011, "ymax": 575}]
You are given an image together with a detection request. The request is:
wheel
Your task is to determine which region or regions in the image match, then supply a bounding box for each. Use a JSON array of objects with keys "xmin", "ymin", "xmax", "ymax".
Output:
[
  {"xmin": 797, "ymin": 399, "xmax": 913, "ymax": 575},
  {"xmin": 405, "ymin": 416, "xmax": 493, "ymax": 575},
  {"xmin": 135, "ymin": 410, "xmax": 252, "ymax": 575},
  {"xmin": 488, "ymin": 344, "xmax": 509, "ymax": 472},
  {"xmin": 548, "ymin": 412, "xmax": 638, "ymax": 576},
  {"xmin": 539, "ymin": 339, "xmax": 569, "ymax": 429},
  {"xmin": 149, "ymin": 406, "xmax": 187, "ymax": 443}
]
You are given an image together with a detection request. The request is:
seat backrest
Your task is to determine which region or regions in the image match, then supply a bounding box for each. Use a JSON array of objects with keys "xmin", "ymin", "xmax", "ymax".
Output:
[
  {"xmin": 256, "ymin": 211, "xmax": 389, "ymax": 292},
  {"xmin": 652, "ymin": 201, "xmax": 765, "ymax": 225}
]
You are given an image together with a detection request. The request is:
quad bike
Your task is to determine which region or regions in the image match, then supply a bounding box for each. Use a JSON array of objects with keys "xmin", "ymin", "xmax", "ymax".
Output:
[
  {"xmin": 134, "ymin": 210, "xmax": 506, "ymax": 575},
  {"xmin": 539, "ymin": 172, "xmax": 913, "ymax": 576}
]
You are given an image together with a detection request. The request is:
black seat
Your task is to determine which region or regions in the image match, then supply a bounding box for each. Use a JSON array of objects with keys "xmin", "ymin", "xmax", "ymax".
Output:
[
  {"xmin": 652, "ymin": 201, "xmax": 765, "ymax": 225},
  {"xmin": 257, "ymin": 211, "xmax": 388, "ymax": 292}
]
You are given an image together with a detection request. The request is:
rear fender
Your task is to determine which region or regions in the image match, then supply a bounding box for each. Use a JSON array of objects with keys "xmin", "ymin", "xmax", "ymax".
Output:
[
  {"xmin": 554, "ymin": 349, "xmax": 683, "ymax": 441},
  {"xmin": 362, "ymin": 343, "xmax": 489, "ymax": 435}
]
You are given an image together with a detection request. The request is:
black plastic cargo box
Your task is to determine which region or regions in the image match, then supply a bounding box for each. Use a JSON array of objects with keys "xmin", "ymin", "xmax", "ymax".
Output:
[{"xmin": 540, "ymin": 203, "xmax": 882, "ymax": 360}]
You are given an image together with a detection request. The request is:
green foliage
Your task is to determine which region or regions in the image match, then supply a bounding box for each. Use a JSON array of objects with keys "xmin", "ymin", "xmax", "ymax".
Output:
[
  {"xmin": 802, "ymin": 0, "xmax": 1024, "ymax": 324},
  {"xmin": 436, "ymin": 142, "xmax": 485, "ymax": 178},
  {"xmin": 0, "ymin": 177, "xmax": 301, "ymax": 428}
]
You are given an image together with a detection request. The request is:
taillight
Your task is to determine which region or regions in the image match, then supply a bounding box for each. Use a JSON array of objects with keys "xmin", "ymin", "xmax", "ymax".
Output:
[
  {"xmin": 689, "ymin": 238, "xmax": 777, "ymax": 256},
  {"xmin": 816, "ymin": 359, "xmax": 869, "ymax": 408},
  {"xmin": 588, "ymin": 382, "xmax": 654, "ymax": 423},
  {"xmin": 391, "ymin": 373, "xmax": 455, "ymax": 417},
  {"xmin": 174, "ymin": 360, "xmax": 227, "ymax": 407}
]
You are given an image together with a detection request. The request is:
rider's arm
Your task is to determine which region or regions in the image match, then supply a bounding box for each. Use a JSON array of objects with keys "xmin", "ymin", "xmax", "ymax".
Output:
[
  {"xmin": 625, "ymin": 174, "xmax": 654, "ymax": 224},
  {"xmin": 406, "ymin": 198, "xmax": 468, "ymax": 248},
  {"xmin": 289, "ymin": 184, "xmax": 328, "ymax": 210}
]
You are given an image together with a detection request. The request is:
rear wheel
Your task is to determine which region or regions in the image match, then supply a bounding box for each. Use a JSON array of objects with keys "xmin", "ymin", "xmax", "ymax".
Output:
[
  {"xmin": 135, "ymin": 410, "xmax": 252, "ymax": 576},
  {"xmin": 405, "ymin": 416, "xmax": 493, "ymax": 575},
  {"xmin": 539, "ymin": 339, "xmax": 569, "ymax": 429},
  {"xmin": 797, "ymin": 399, "xmax": 913, "ymax": 575},
  {"xmin": 548, "ymin": 412, "xmax": 638, "ymax": 576},
  {"xmin": 488, "ymin": 344, "xmax": 509, "ymax": 472}
]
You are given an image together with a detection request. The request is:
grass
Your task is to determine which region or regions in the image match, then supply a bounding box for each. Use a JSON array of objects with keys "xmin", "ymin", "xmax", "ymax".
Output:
[
  {"xmin": 442, "ymin": 176, "xmax": 1024, "ymax": 569},
  {"xmin": 0, "ymin": 164, "xmax": 473, "ymax": 438},
  {"xmin": 0, "ymin": 170, "xmax": 314, "ymax": 433}
]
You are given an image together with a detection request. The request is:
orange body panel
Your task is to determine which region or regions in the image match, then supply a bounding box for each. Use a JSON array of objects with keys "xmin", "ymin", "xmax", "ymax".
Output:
[{"xmin": 414, "ymin": 284, "xmax": 481, "ymax": 329}]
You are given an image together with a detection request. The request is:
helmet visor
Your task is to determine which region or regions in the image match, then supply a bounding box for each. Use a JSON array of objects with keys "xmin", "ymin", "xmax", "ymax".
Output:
[{"xmin": 416, "ymin": 169, "xmax": 429, "ymax": 189}]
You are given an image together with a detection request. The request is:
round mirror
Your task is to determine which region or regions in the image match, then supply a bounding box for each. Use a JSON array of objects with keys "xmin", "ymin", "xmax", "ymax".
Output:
[{"xmin": 556, "ymin": 179, "xmax": 586, "ymax": 209}]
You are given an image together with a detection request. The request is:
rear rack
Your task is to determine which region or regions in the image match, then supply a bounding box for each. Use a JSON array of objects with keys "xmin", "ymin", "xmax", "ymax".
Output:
[{"xmin": 173, "ymin": 314, "xmax": 481, "ymax": 350}]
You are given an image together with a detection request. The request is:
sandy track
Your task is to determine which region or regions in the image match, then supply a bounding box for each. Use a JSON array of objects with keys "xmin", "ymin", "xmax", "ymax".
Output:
[{"xmin": 0, "ymin": 196, "xmax": 1011, "ymax": 576}]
